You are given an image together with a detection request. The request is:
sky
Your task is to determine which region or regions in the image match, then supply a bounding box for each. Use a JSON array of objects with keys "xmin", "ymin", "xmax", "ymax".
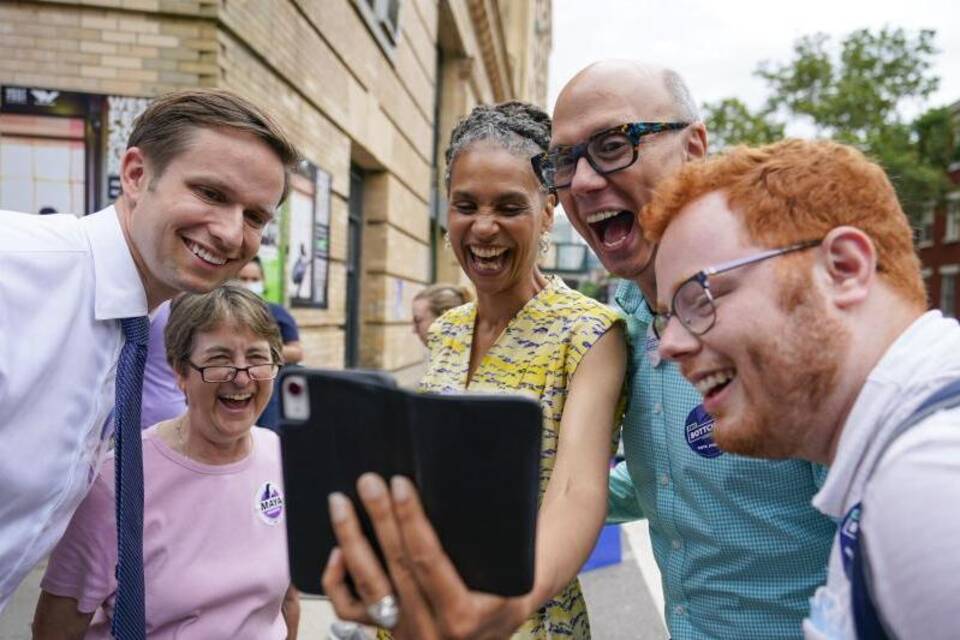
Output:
[{"xmin": 547, "ymin": 0, "xmax": 959, "ymax": 134}]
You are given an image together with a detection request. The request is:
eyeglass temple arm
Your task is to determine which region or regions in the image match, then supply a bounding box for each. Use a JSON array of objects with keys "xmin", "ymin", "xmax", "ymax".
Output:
[{"xmin": 704, "ymin": 240, "xmax": 821, "ymax": 278}]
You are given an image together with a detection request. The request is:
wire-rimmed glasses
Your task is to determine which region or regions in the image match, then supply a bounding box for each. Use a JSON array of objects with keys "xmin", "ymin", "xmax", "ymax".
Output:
[
  {"xmin": 652, "ymin": 240, "xmax": 822, "ymax": 339},
  {"xmin": 187, "ymin": 362, "xmax": 280, "ymax": 383}
]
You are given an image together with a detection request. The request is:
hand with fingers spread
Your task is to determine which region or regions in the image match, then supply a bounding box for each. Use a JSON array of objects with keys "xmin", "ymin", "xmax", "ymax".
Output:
[{"xmin": 322, "ymin": 474, "xmax": 533, "ymax": 640}]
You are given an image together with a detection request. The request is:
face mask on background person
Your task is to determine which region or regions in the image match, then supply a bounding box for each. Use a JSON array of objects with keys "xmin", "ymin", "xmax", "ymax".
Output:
[{"xmin": 242, "ymin": 281, "xmax": 265, "ymax": 297}]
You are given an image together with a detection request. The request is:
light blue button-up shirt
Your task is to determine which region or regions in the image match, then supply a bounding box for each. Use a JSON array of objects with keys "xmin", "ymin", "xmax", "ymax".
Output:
[{"xmin": 608, "ymin": 280, "xmax": 835, "ymax": 640}]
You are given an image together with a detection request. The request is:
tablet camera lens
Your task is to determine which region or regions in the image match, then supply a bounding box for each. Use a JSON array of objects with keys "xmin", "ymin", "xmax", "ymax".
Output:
[{"xmin": 288, "ymin": 381, "xmax": 303, "ymax": 395}]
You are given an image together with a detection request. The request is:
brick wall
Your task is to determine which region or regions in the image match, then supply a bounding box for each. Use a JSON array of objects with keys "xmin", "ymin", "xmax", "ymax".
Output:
[
  {"xmin": 1, "ymin": 1, "xmax": 216, "ymax": 97},
  {"xmin": 216, "ymin": 0, "xmax": 439, "ymax": 373}
]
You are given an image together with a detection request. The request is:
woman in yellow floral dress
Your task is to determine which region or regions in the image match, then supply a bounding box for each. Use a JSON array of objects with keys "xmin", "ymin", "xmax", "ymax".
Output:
[{"xmin": 324, "ymin": 102, "xmax": 626, "ymax": 640}]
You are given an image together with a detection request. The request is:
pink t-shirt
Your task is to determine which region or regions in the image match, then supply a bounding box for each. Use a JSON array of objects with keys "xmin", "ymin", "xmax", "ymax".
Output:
[{"xmin": 42, "ymin": 425, "xmax": 291, "ymax": 639}]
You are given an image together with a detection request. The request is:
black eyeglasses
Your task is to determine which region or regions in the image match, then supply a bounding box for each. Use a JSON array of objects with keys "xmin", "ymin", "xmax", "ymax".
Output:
[
  {"xmin": 531, "ymin": 121, "xmax": 690, "ymax": 190},
  {"xmin": 652, "ymin": 240, "xmax": 822, "ymax": 339},
  {"xmin": 188, "ymin": 361, "xmax": 280, "ymax": 383}
]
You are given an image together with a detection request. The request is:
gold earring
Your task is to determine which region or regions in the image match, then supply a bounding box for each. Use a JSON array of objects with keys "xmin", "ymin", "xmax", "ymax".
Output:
[{"xmin": 443, "ymin": 232, "xmax": 451, "ymax": 250}]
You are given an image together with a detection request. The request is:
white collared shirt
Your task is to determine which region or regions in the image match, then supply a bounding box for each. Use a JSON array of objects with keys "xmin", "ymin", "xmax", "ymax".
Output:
[
  {"xmin": 0, "ymin": 207, "xmax": 147, "ymax": 612},
  {"xmin": 804, "ymin": 311, "xmax": 960, "ymax": 639}
]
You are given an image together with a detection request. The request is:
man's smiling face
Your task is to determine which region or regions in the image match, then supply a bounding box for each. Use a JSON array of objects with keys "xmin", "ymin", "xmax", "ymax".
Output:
[
  {"xmin": 550, "ymin": 64, "xmax": 702, "ymax": 281},
  {"xmin": 124, "ymin": 126, "xmax": 285, "ymax": 307},
  {"xmin": 654, "ymin": 191, "xmax": 847, "ymax": 459}
]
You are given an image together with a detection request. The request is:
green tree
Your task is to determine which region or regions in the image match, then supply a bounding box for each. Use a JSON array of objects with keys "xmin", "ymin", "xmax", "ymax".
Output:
[
  {"xmin": 866, "ymin": 120, "xmax": 948, "ymax": 214},
  {"xmin": 758, "ymin": 28, "xmax": 939, "ymax": 143},
  {"xmin": 703, "ymin": 98, "xmax": 785, "ymax": 148},
  {"xmin": 915, "ymin": 106, "xmax": 958, "ymax": 168},
  {"xmin": 704, "ymin": 27, "xmax": 952, "ymax": 218}
]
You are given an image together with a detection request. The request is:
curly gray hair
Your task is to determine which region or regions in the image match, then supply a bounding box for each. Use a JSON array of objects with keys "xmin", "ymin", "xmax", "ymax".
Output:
[{"xmin": 444, "ymin": 101, "xmax": 551, "ymax": 191}]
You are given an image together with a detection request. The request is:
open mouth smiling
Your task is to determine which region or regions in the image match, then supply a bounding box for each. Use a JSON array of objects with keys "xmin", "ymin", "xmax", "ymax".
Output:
[
  {"xmin": 468, "ymin": 245, "xmax": 509, "ymax": 273},
  {"xmin": 586, "ymin": 209, "xmax": 635, "ymax": 248},
  {"xmin": 693, "ymin": 369, "xmax": 736, "ymax": 400},
  {"xmin": 219, "ymin": 391, "xmax": 254, "ymax": 409}
]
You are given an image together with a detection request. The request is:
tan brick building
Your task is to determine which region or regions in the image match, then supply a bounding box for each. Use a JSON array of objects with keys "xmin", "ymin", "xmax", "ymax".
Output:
[{"xmin": 0, "ymin": 0, "xmax": 552, "ymax": 383}]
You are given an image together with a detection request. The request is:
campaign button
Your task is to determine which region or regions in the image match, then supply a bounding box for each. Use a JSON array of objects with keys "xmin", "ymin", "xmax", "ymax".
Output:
[
  {"xmin": 255, "ymin": 481, "xmax": 285, "ymax": 526},
  {"xmin": 684, "ymin": 405, "xmax": 722, "ymax": 458}
]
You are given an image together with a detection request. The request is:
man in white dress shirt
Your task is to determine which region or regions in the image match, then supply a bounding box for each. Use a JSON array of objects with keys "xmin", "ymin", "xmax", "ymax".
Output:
[
  {"xmin": 0, "ymin": 89, "xmax": 298, "ymax": 611},
  {"xmin": 648, "ymin": 138, "xmax": 960, "ymax": 639}
]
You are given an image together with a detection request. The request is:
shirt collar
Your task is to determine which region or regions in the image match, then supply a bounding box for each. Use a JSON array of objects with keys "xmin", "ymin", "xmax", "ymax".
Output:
[
  {"xmin": 614, "ymin": 279, "xmax": 653, "ymax": 323},
  {"xmin": 81, "ymin": 206, "xmax": 149, "ymax": 320}
]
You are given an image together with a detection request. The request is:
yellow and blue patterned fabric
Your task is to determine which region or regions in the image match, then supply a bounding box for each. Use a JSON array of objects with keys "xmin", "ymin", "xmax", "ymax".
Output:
[
  {"xmin": 608, "ymin": 280, "xmax": 835, "ymax": 640},
  {"xmin": 419, "ymin": 275, "xmax": 624, "ymax": 640}
]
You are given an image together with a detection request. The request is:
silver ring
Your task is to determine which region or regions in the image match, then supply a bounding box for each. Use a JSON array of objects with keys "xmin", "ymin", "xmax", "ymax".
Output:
[{"xmin": 366, "ymin": 593, "xmax": 399, "ymax": 629}]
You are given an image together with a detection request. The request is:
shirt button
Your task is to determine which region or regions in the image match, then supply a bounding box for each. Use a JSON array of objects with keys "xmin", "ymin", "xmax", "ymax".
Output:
[
  {"xmin": 674, "ymin": 604, "xmax": 686, "ymax": 616},
  {"xmin": 658, "ymin": 473, "xmax": 670, "ymax": 486},
  {"xmin": 672, "ymin": 539, "xmax": 683, "ymax": 550},
  {"xmin": 653, "ymin": 402, "xmax": 663, "ymax": 414}
]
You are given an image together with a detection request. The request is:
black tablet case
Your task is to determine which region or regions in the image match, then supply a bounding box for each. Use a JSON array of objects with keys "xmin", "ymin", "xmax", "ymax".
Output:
[{"xmin": 279, "ymin": 368, "xmax": 542, "ymax": 597}]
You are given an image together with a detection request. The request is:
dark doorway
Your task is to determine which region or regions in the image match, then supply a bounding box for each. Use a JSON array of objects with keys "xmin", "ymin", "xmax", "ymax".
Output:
[{"xmin": 345, "ymin": 167, "xmax": 364, "ymax": 367}]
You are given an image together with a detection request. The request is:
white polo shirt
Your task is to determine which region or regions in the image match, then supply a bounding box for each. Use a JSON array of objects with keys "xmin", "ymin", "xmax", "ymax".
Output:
[
  {"xmin": 804, "ymin": 311, "xmax": 960, "ymax": 639},
  {"xmin": 0, "ymin": 207, "xmax": 147, "ymax": 612}
]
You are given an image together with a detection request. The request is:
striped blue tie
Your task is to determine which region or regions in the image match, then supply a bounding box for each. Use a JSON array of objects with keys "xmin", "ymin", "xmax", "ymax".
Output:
[{"xmin": 112, "ymin": 316, "xmax": 149, "ymax": 639}]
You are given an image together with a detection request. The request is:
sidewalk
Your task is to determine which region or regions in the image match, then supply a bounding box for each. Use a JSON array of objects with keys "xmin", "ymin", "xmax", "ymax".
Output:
[{"xmin": 0, "ymin": 521, "xmax": 666, "ymax": 639}]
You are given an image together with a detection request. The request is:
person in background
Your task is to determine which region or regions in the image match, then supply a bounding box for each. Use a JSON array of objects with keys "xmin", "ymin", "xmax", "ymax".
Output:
[
  {"xmin": 411, "ymin": 283, "xmax": 473, "ymax": 346},
  {"xmin": 33, "ymin": 285, "xmax": 300, "ymax": 639},
  {"xmin": 237, "ymin": 257, "xmax": 303, "ymax": 365},
  {"xmin": 236, "ymin": 256, "xmax": 303, "ymax": 430}
]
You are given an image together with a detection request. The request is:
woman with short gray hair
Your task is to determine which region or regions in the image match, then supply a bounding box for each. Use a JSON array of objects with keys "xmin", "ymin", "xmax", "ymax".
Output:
[{"xmin": 34, "ymin": 285, "xmax": 300, "ymax": 639}]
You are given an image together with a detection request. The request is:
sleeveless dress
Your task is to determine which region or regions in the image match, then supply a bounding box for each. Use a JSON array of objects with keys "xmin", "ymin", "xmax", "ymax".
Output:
[{"xmin": 414, "ymin": 276, "xmax": 624, "ymax": 639}]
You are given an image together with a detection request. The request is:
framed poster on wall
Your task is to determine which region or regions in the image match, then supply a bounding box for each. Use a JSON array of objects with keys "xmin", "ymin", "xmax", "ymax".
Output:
[{"xmin": 286, "ymin": 161, "xmax": 330, "ymax": 308}]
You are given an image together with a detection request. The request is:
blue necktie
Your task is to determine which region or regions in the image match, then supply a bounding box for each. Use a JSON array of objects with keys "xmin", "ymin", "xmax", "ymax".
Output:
[{"xmin": 113, "ymin": 316, "xmax": 149, "ymax": 639}]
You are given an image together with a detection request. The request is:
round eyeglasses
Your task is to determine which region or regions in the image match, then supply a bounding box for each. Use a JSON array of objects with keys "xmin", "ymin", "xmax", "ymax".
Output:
[
  {"xmin": 652, "ymin": 240, "xmax": 822, "ymax": 339},
  {"xmin": 187, "ymin": 362, "xmax": 280, "ymax": 383},
  {"xmin": 531, "ymin": 121, "xmax": 690, "ymax": 190}
]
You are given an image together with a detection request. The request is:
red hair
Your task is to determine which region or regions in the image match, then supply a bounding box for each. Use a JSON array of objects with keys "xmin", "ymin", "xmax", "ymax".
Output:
[{"xmin": 644, "ymin": 138, "xmax": 925, "ymax": 308}]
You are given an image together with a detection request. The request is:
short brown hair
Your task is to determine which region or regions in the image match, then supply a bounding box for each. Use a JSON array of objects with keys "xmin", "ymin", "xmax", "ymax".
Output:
[
  {"xmin": 644, "ymin": 138, "xmax": 926, "ymax": 308},
  {"xmin": 414, "ymin": 283, "xmax": 474, "ymax": 317},
  {"xmin": 128, "ymin": 89, "xmax": 300, "ymax": 203},
  {"xmin": 165, "ymin": 285, "xmax": 283, "ymax": 373}
]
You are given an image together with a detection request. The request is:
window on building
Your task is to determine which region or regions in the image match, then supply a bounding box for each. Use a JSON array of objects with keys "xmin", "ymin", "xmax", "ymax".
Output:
[
  {"xmin": 940, "ymin": 265, "xmax": 958, "ymax": 318},
  {"xmin": 917, "ymin": 203, "xmax": 935, "ymax": 246},
  {"xmin": 0, "ymin": 114, "xmax": 86, "ymax": 215},
  {"xmin": 355, "ymin": 0, "xmax": 401, "ymax": 56},
  {"xmin": 945, "ymin": 199, "xmax": 960, "ymax": 243}
]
